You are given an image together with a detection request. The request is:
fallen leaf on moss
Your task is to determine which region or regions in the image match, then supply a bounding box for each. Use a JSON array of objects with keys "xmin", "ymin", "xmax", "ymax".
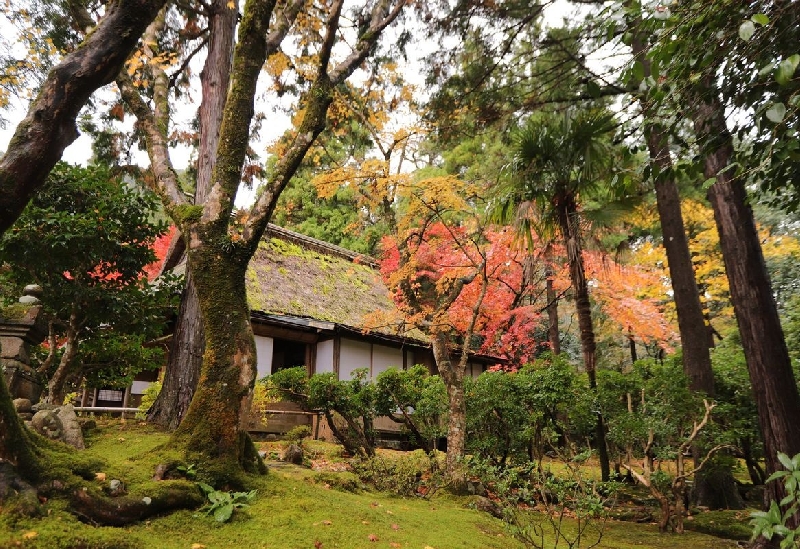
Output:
[
  {"xmin": 368, "ymin": 533, "xmax": 379, "ymax": 542},
  {"xmin": 95, "ymin": 472, "xmax": 106, "ymax": 481},
  {"xmin": 190, "ymin": 544, "xmax": 205, "ymax": 549},
  {"xmin": 22, "ymin": 532, "xmax": 37, "ymax": 540}
]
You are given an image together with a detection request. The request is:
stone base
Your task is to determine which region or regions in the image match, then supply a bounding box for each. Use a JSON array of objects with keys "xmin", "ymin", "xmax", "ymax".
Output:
[{"xmin": 2, "ymin": 363, "xmax": 43, "ymax": 403}]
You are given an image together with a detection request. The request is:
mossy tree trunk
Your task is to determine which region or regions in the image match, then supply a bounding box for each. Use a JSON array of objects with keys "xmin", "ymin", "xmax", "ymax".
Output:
[
  {"xmin": 121, "ymin": 0, "xmax": 408, "ymax": 475},
  {"xmin": 0, "ymin": 372, "xmax": 43, "ymax": 481},
  {"xmin": 147, "ymin": 0, "xmax": 236, "ymax": 430},
  {"xmin": 172, "ymin": 237, "xmax": 262, "ymax": 477},
  {"xmin": 0, "ymin": 0, "xmax": 166, "ymax": 486}
]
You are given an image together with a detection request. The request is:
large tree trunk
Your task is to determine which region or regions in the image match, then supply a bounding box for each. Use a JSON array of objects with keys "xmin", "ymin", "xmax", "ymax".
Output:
[
  {"xmin": 0, "ymin": 371, "xmax": 42, "ymax": 481},
  {"xmin": 645, "ymin": 124, "xmax": 743, "ymax": 509},
  {"xmin": 691, "ymin": 80, "xmax": 800, "ymax": 520},
  {"xmin": 172, "ymin": 241, "xmax": 263, "ymax": 482},
  {"xmin": 627, "ymin": 24, "xmax": 741, "ymax": 509},
  {"xmin": 557, "ymin": 198, "xmax": 610, "ymax": 481},
  {"xmin": 0, "ymin": 0, "xmax": 167, "ymax": 235},
  {"xmin": 645, "ymin": 126, "xmax": 715, "ymax": 393},
  {"xmin": 147, "ymin": 0, "xmax": 237, "ymax": 430},
  {"xmin": 432, "ymin": 332, "xmax": 467, "ymax": 489}
]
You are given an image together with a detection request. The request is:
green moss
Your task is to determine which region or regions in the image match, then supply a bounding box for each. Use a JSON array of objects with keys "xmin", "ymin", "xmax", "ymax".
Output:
[
  {"xmin": 174, "ymin": 204, "xmax": 203, "ymax": 225},
  {"xmin": 0, "ymin": 303, "xmax": 32, "ymax": 320},
  {"xmin": 684, "ymin": 509, "xmax": 753, "ymax": 540}
]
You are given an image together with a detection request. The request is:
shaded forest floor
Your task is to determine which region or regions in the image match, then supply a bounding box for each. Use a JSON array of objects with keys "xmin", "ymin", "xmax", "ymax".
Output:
[{"xmin": 0, "ymin": 420, "xmax": 752, "ymax": 548}]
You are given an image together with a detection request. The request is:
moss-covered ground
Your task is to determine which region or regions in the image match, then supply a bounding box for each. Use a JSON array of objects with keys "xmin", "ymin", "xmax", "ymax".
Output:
[{"xmin": 0, "ymin": 420, "xmax": 749, "ymax": 549}]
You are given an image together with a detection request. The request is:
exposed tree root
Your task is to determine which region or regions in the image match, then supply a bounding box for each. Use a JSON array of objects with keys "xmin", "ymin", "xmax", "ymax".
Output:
[
  {"xmin": 70, "ymin": 482, "xmax": 204, "ymax": 526},
  {"xmin": 0, "ymin": 461, "xmax": 41, "ymax": 516}
]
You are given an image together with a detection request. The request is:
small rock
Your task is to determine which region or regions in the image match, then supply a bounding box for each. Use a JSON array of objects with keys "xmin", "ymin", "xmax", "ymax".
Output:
[
  {"xmin": 30, "ymin": 409, "xmax": 63, "ymax": 441},
  {"xmin": 258, "ymin": 450, "xmax": 267, "ymax": 459},
  {"xmin": 56, "ymin": 404, "xmax": 85, "ymax": 450},
  {"xmin": 108, "ymin": 479, "xmax": 125, "ymax": 497},
  {"xmin": 474, "ymin": 496, "xmax": 504, "ymax": 519},
  {"xmin": 13, "ymin": 398, "xmax": 32, "ymax": 413},
  {"xmin": 265, "ymin": 434, "xmax": 278, "ymax": 442},
  {"xmin": 283, "ymin": 443, "xmax": 304, "ymax": 465},
  {"xmin": 79, "ymin": 418, "xmax": 97, "ymax": 434},
  {"xmin": 152, "ymin": 464, "xmax": 168, "ymax": 481}
]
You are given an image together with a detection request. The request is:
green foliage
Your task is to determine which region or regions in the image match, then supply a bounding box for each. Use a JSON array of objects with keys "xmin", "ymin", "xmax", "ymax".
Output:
[
  {"xmin": 197, "ymin": 483, "xmax": 256, "ymax": 523},
  {"xmin": 176, "ymin": 463, "xmax": 197, "ymax": 480},
  {"xmin": 750, "ymin": 452, "xmax": 800, "ymax": 547},
  {"xmin": 0, "ymin": 162, "xmax": 181, "ymax": 392},
  {"xmin": 599, "ymin": 357, "xmax": 705, "ymax": 462},
  {"xmin": 284, "ymin": 425, "xmax": 312, "ymax": 445},
  {"xmin": 136, "ymin": 380, "xmax": 162, "ymax": 420},
  {"xmin": 374, "ymin": 365, "xmax": 447, "ymax": 452},
  {"xmin": 465, "ymin": 354, "xmax": 584, "ymax": 466},
  {"xmin": 267, "ymin": 367, "xmax": 378, "ymax": 457}
]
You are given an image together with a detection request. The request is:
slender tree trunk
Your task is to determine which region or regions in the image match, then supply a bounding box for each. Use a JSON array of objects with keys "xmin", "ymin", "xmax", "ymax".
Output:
[
  {"xmin": 691, "ymin": 79, "xmax": 800, "ymax": 519},
  {"xmin": 557, "ymin": 198, "xmax": 610, "ymax": 481},
  {"xmin": 147, "ymin": 271, "xmax": 204, "ymax": 429},
  {"xmin": 544, "ymin": 246, "xmax": 561, "ymax": 355},
  {"xmin": 432, "ymin": 332, "xmax": 467, "ymax": 489},
  {"xmin": 627, "ymin": 326, "xmax": 638, "ymax": 364},
  {"xmin": 45, "ymin": 311, "xmax": 79, "ymax": 405},
  {"xmin": 147, "ymin": 0, "xmax": 237, "ymax": 429}
]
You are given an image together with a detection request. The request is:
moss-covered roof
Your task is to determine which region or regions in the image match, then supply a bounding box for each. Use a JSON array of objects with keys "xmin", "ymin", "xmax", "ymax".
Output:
[{"xmin": 246, "ymin": 226, "xmax": 402, "ymax": 335}]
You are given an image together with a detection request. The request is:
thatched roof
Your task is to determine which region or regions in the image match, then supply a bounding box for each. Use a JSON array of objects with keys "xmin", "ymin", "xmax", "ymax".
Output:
[{"xmin": 246, "ymin": 225, "xmax": 404, "ymax": 337}]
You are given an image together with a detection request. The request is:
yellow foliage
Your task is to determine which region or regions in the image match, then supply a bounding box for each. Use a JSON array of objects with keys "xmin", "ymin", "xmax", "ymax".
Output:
[{"xmin": 266, "ymin": 51, "xmax": 291, "ymax": 79}]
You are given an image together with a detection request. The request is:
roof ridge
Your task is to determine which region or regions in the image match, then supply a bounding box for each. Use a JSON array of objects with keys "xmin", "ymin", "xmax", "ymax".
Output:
[{"xmin": 265, "ymin": 223, "xmax": 379, "ymax": 268}]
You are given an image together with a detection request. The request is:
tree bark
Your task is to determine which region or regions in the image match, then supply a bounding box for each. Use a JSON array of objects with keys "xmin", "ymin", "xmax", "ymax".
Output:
[
  {"xmin": 147, "ymin": 271, "xmax": 204, "ymax": 429},
  {"xmin": 147, "ymin": 0, "xmax": 237, "ymax": 430},
  {"xmin": 0, "ymin": 0, "xmax": 167, "ymax": 235},
  {"xmin": 544, "ymin": 247, "xmax": 561, "ymax": 355},
  {"xmin": 432, "ymin": 332, "xmax": 467, "ymax": 489},
  {"xmin": 172, "ymin": 241, "xmax": 264, "ymax": 480},
  {"xmin": 556, "ymin": 196, "xmax": 610, "ymax": 481},
  {"xmin": 627, "ymin": 21, "xmax": 740, "ymax": 509},
  {"xmin": 691, "ymin": 79, "xmax": 800, "ymax": 518},
  {"xmin": 0, "ymin": 372, "xmax": 42, "ymax": 481}
]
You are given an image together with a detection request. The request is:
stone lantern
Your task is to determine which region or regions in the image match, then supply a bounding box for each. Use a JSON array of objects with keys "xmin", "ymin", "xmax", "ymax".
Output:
[{"xmin": 1, "ymin": 285, "xmax": 47, "ymax": 402}]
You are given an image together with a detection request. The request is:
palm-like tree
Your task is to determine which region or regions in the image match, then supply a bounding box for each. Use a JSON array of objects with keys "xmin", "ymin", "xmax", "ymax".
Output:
[{"xmin": 495, "ymin": 107, "xmax": 619, "ymax": 481}]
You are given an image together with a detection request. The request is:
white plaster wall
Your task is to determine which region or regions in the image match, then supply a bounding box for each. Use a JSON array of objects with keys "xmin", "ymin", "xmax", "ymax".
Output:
[
  {"xmin": 339, "ymin": 338, "xmax": 371, "ymax": 381},
  {"xmin": 371, "ymin": 345, "xmax": 403, "ymax": 378},
  {"xmin": 316, "ymin": 339, "xmax": 335, "ymax": 374},
  {"xmin": 467, "ymin": 362, "xmax": 484, "ymax": 378},
  {"xmin": 131, "ymin": 381, "xmax": 151, "ymax": 395},
  {"xmin": 254, "ymin": 335, "xmax": 274, "ymax": 379}
]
